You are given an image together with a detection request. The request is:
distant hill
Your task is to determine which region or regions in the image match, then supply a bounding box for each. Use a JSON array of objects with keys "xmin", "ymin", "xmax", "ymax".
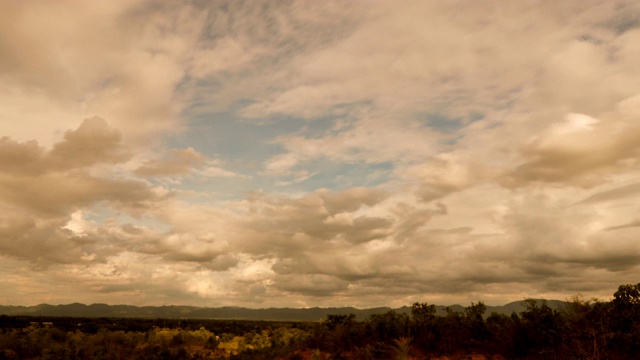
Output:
[{"xmin": 0, "ymin": 300, "xmax": 567, "ymax": 321}]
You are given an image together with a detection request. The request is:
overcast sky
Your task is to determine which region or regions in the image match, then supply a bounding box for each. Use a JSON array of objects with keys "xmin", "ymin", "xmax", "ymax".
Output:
[{"xmin": 1, "ymin": 0, "xmax": 640, "ymax": 308}]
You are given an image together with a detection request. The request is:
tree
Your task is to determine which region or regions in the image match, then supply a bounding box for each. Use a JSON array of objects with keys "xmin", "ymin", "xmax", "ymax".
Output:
[
  {"xmin": 410, "ymin": 302, "xmax": 436, "ymax": 324},
  {"xmin": 367, "ymin": 310, "xmax": 409, "ymax": 343},
  {"xmin": 611, "ymin": 283, "xmax": 640, "ymax": 355},
  {"xmin": 321, "ymin": 314, "xmax": 361, "ymax": 354},
  {"xmin": 612, "ymin": 283, "xmax": 640, "ymax": 332},
  {"xmin": 485, "ymin": 312, "xmax": 517, "ymax": 355},
  {"xmin": 324, "ymin": 314, "xmax": 355, "ymax": 331},
  {"xmin": 465, "ymin": 302, "xmax": 488, "ymax": 341},
  {"xmin": 436, "ymin": 307, "xmax": 464, "ymax": 353},
  {"xmin": 564, "ymin": 295, "xmax": 610, "ymax": 360},
  {"xmin": 519, "ymin": 299, "xmax": 565, "ymax": 357},
  {"xmin": 410, "ymin": 302, "xmax": 436, "ymax": 351}
]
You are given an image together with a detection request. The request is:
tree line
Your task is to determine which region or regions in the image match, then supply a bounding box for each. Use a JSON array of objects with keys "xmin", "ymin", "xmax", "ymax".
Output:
[{"xmin": 2, "ymin": 284, "xmax": 640, "ymax": 359}]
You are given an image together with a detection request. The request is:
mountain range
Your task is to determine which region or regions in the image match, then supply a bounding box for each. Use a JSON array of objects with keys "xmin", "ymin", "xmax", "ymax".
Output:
[{"xmin": 0, "ymin": 300, "xmax": 567, "ymax": 321}]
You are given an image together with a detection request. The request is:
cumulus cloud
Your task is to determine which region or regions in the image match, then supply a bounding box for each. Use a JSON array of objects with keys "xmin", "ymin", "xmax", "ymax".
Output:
[
  {"xmin": 49, "ymin": 117, "xmax": 131, "ymax": 169},
  {"xmin": 0, "ymin": 119, "xmax": 166, "ymax": 266},
  {"xmin": 235, "ymin": 187, "xmax": 390, "ymax": 251},
  {"xmin": 0, "ymin": 117, "xmax": 129, "ymax": 176},
  {"xmin": 507, "ymin": 99, "xmax": 640, "ymax": 186},
  {"xmin": 0, "ymin": 137, "xmax": 45, "ymax": 175},
  {"xmin": 496, "ymin": 193, "xmax": 640, "ymax": 277}
]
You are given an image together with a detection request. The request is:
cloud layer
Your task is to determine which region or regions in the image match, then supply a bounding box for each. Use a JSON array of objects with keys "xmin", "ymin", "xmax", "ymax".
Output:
[{"xmin": 1, "ymin": 0, "xmax": 640, "ymax": 308}]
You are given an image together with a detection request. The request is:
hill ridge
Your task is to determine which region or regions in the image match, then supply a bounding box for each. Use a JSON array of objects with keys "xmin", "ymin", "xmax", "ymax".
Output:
[{"xmin": 0, "ymin": 299, "xmax": 567, "ymax": 321}]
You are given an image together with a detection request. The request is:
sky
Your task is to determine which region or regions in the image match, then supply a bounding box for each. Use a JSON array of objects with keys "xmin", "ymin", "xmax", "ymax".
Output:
[{"xmin": 1, "ymin": 0, "xmax": 640, "ymax": 309}]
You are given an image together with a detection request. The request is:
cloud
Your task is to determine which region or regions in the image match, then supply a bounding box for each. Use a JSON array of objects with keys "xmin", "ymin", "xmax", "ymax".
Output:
[
  {"xmin": 0, "ymin": 172, "xmax": 157, "ymax": 218},
  {"xmin": 239, "ymin": 2, "xmax": 617, "ymax": 121},
  {"xmin": 0, "ymin": 137, "xmax": 45, "ymax": 175},
  {"xmin": 578, "ymin": 182, "xmax": 640, "ymax": 203},
  {"xmin": 4, "ymin": 1, "xmax": 640, "ymax": 308},
  {"xmin": 197, "ymin": 166, "xmax": 243, "ymax": 179},
  {"xmin": 0, "ymin": 211, "xmax": 82, "ymax": 265},
  {"xmin": 507, "ymin": 100, "xmax": 640, "ymax": 186},
  {"xmin": 0, "ymin": 119, "xmax": 168, "ymax": 266},
  {"xmin": 135, "ymin": 147, "xmax": 245, "ymax": 182},
  {"xmin": 247, "ymin": 1, "xmax": 640, "ymax": 199},
  {"xmin": 0, "ymin": 0, "xmax": 202, "ymax": 145},
  {"xmin": 49, "ymin": 117, "xmax": 131, "ymax": 169},
  {"xmin": 182, "ymin": 0, "xmax": 365, "ymax": 116},
  {"xmin": 605, "ymin": 220, "xmax": 640, "ymax": 231},
  {"xmin": 271, "ymin": 274, "xmax": 349, "ymax": 297},
  {"xmin": 135, "ymin": 147, "xmax": 207, "ymax": 177},
  {"xmin": 507, "ymin": 212, "xmax": 640, "ymax": 273},
  {"xmin": 0, "ymin": 117, "xmax": 129, "ymax": 175},
  {"xmin": 0, "ymin": 119, "xmax": 160, "ymax": 216},
  {"xmin": 264, "ymin": 115, "xmax": 444, "ymax": 183},
  {"xmin": 235, "ymin": 188, "xmax": 390, "ymax": 252},
  {"xmin": 241, "ymin": 1, "xmax": 640, "ymax": 209},
  {"xmin": 159, "ymin": 233, "xmax": 233, "ymax": 266}
]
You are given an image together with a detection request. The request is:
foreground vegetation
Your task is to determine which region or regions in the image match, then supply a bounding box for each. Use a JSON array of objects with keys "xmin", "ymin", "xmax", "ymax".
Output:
[{"xmin": 2, "ymin": 284, "xmax": 640, "ymax": 359}]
